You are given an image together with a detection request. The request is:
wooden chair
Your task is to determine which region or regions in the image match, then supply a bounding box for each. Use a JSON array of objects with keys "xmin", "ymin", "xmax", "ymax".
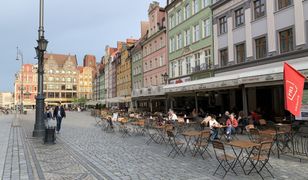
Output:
[
  {"xmin": 248, "ymin": 141, "xmax": 274, "ymax": 179},
  {"xmin": 193, "ymin": 130, "xmax": 212, "ymax": 159},
  {"xmin": 212, "ymin": 140, "xmax": 237, "ymax": 178},
  {"xmin": 166, "ymin": 130, "xmax": 185, "ymax": 158},
  {"xmin": 248, "ymin": 128, "xmax": 260, "ymax": 143}
]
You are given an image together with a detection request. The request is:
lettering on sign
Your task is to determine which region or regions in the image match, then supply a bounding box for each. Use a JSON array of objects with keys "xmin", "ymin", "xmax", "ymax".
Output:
[{"xmin": 286, "ymin": 80, "xmax": 298, "ymax": 101}]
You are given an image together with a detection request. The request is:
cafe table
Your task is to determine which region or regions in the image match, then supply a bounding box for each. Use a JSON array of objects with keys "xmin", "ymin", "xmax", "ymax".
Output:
[
  {"xmin": 182, "ymin": 130, "xmax": 201, "ymax": 154},
  {"xmin": 226, "ymin": 140, "xmax": 260, "ymax": 175},
  {"xmin": 259, "ymin": 124, "xmax": 292, "ymax": 158}
]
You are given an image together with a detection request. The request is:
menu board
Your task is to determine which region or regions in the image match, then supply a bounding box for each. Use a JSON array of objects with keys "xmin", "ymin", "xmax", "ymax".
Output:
[{"xmin": 296, "ymin": 89, "xmax": 308, "ymax": 120}]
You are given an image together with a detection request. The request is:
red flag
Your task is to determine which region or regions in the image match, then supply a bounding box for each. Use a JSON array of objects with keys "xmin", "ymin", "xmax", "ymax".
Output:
[{"xmin": 284, "ymin": 62, "xmax": 306, "ymax": 116}]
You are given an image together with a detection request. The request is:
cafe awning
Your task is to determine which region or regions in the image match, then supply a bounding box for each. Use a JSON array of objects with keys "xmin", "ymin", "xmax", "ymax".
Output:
[{"xmin": 164, "ymin": 58, "xmax": 308, "ymax": 93}]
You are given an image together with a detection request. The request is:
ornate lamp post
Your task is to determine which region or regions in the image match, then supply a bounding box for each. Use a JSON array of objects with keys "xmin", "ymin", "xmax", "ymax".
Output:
[
  {"xmin": 16, "ymin": 47, "xmax": 24, "ymax": 114},
  {"xmin": 161, "ymin": 72, "xmax": 168, "ymax": 85},
  {"xmin": 33, "ymin": 0, "xmax": 48, "ymax": 137}
]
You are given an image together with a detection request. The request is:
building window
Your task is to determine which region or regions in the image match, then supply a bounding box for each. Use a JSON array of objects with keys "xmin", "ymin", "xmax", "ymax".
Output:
[
  {"xmin": 219, "ymin": 16, "xmax": 227, "ymax": 34},
  {"xmin": 253, "ymin": 0, "xmax": 266, "ymax": 19},
  {"xmin": 194, "ymin": 53, "xmax": 200, "ymax": 72},
  {"xmin": 169, "ymin": 14, "xmax": 175, "ymax": 28},
  {"xmin": 184, "ymin": 29, "xmax": 191, "ymax": 46},
  {"xmin": 176, "ymin": 9, "xmax": 182, "ymax": 25},
  {"xmin": 178, "ymin": 60, "xmax": 183, "ymax": 76},
  {"xmin": 160, "ymin": 56, "xmax": 163, "ymax": 66},
  {"xmin": 220, "ymin": 49, "xmax": 228, "ymax": 67},
  {"xmin": 203, "ymin": 19, "xmax": 210, "ymax": 38},
  {"xmin": 255, "ymin": 36, "xmax": 267, "ymax": 59},
  {"xmin": 186, "ymin": 56, "xmax": 191, "ymax": 74},
  {"xmin": 236, "ymin": 43, "xmax": 246, "ymax": 63},
  {"xmin": 193, "ymin": 24, "xmax": 200, "ymax": 42},
  {"xmin": 177, "ymin": 33, "xmax": 182, "ymax": 49},
  {"xmin": 277, "ymin": 0, "xmax": 292, "ymax": 10},
  {"xmin": 234, "ymin": 8, "xmax": 244, "ymax": 27},
  {"xmin": 279, "ymin": 28, "xmax": 293, "ymax": 53},
  {"xmin": 193, "ymin": 0, "xmax": 199, "ymax": 14},
  {"xmin": 185, "ymin": 3, "xmax": 190, "ymax": 20},
  {"xmin": 204, "ymin": 49, "xmax": 211, "ymax": 69},
  {"xmin": 202, "ymin": 0, "xmax": 210, "ymax": 8},
  {"xmin": 171, "ymin": 62, "xmax": 176, "ymax": 78}
]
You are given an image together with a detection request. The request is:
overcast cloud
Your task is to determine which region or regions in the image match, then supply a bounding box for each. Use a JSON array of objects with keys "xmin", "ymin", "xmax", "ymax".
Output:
[{"xmin": 0, "ymin": 0, "xmax": 166, "ymax": 92}]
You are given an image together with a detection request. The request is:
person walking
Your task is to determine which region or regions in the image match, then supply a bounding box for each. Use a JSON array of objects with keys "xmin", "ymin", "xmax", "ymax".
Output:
[{"xmin": 53, "ymin": 103, "xmax": 66, "ymax": 134}]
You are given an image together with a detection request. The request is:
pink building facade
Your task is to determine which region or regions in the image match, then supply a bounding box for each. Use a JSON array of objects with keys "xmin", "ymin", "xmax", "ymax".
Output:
[
  {"xmin": 14, "ymin": 64, "xmax": 38, "ymax": 109},
  {"xmin": 142, "ymin": 2, "xmax": 167, "ymax": 88},
  {"xmin": 134, "ymin": 2, "xmax": 167, "ymax": 112}
]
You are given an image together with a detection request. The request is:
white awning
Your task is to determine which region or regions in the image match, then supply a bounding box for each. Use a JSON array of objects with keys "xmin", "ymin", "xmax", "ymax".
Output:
[
  {"xmin": 106, "ymin": 96, "xmax": 131, "ymax": 103},
  {"xmin": 164, "ymin": 58, "xmax": 308, "ymax": 93}
]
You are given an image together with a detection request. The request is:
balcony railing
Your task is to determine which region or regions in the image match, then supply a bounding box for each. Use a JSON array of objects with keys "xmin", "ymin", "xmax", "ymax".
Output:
[
  {"xmin": 132, "ymin": 85, "xmax": 165, "ymax": 97},
  {"xmin": 191, "ymin": 63, "xmax": 211, "ymax": 73}
]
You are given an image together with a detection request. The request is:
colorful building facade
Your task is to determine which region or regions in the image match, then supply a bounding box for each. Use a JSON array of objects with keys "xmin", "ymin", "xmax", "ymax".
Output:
[
  {"xmin": 44, "ymin": 53, "xmax": 79, "ymax": 106},
  {"xmin": 14, "ymin": 64, "xmax": 37, "ymax": 109}
]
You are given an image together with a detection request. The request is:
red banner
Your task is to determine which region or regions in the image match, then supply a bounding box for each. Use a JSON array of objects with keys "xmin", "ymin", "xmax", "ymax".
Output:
[{"xmin": 284, "ymin": 63, "xmax": 306, "ymax": 116}]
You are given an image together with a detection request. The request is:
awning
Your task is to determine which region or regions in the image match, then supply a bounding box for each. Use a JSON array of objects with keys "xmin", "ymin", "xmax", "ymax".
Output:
[
  {"xmin": 85, "ymin": 100, "xmax": 97, "ymax": 106},
  {"xmin": 106, "ymin": 96, "xmax": 131, "ymax": 103},
  {"xmin": 164, "ymin": 58, "xmax": 308, "ymax": 93}
]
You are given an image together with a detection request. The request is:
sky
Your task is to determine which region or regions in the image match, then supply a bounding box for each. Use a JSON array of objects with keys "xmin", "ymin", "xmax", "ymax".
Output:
[{"xmin": 0, "ymin": 0, "xmax": 166, "ymax": 92}]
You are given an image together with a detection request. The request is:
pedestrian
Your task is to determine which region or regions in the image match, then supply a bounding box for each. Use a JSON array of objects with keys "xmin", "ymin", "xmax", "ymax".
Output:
[{"xmin": 53, "ymin": 103, "xmax": 66, "ymax": 134}]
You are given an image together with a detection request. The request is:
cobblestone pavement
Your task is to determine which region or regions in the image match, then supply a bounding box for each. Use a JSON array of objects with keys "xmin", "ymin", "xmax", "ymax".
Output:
[{"xmin": 2, "ymin": 111, "xmax": 308, "ymax": 180}]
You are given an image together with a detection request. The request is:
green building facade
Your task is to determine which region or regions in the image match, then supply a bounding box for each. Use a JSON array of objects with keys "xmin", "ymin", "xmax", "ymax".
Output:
[{"xmin": 166, "ymin": 0, "xmax": 213, "ymax": 83}]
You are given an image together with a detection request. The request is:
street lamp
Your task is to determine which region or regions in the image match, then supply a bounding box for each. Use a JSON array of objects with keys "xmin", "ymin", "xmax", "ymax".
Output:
[
  {"xmin": 33, "ymin": 0, "xmax": 48, "ymax": 137},
  {"xmin": 161, "ymin": 72, "xmax": 168, "ymax": 85},
  {"xmin": 16, "ymin": 47, "xmax": 24, "ymax": 114}
]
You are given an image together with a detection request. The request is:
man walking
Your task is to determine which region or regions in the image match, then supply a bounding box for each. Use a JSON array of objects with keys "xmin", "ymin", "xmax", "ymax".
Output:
[{"xmin": 53, "ymin": 103, "xmax": 66, "ymax": 134}]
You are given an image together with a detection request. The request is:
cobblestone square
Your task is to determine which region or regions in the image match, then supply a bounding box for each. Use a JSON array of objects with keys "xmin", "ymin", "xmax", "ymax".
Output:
[{"xmin": 1, "ymin": 111, "xmax": 308, "ymax": 180}]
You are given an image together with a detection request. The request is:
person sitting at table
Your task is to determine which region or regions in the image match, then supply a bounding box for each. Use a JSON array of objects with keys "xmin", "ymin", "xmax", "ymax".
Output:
[
  {"xmin": 209, "ymin": 114, "xmax": 221, "ymax": 140},
  {"xmin": 226, "ymin": 113, "xmax": 238, "ymax": 141},
  {"xmin": 200, "ymin": 115, "xmax": 211, "ymax": 130},
  {"xmin": 168, "ymin": 109, "xmax": 177, "ymax": 123},
  {"xmin": 237, "ymin": 111, "xmax": 248, "ymax": 134}
]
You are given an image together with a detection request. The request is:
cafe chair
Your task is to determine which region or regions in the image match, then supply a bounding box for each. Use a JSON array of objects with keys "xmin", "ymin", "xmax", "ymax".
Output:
[
  {"xmin": 248, "ymin": 128, "xmax": 261, "ymax": 143},
  {"xmin": 166, "ymin": 130, "xmax": 185, "ymax": 158},
  {"xmin": 193, "ymin": 130, "xmax": 212, "ymax": 159},
  {"xmin": 212, "ymin": 140, "xmax": 237, "ymax": 178},
  {"xmin": 248, "ymin": 141, "xmax": 274, "ymax": 180}
]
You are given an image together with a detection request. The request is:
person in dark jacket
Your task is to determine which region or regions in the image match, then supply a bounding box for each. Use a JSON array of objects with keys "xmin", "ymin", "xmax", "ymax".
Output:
[{"xmin": 53, "ymin": 103, "xmax": 66, "ymax": 133}]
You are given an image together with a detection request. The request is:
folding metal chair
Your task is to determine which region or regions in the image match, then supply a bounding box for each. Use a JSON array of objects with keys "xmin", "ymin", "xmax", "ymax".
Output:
[
  {"xmin": 193, "ymin": 130, "xmax": 212, "ymax": 159},
  {"xmin": 248, "ymin": 141, "xmax": 274, "ymax": 180},
  {"xmin": 166, "ymin": 130, "xmax": 185, "ymax": 158},
  {"xmin": 248, "ymin": 128, "xmax": 261, "ymax": 143},
  {"xmin": 212, "ymin": 140, "xmax": 237, "ymax": 178}
]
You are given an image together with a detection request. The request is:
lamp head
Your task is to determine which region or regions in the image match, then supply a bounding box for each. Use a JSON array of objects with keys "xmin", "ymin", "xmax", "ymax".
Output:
[{"xmin": 37, "ymin": 37, "xmax": 48, "ymax": 51}]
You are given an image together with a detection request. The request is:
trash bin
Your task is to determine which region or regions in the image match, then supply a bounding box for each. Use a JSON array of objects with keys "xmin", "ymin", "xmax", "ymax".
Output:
[
  {"xmin": 44, "ymin": 127, "xmax": 56, "ymax": 144},
  {"xmin": 23, "ymin": 110, "xmax": 27, "ymax": 115}
]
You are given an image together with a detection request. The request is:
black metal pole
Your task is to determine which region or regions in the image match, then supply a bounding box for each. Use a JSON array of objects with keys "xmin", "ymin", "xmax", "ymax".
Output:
[{"xmin": 33, "ymin": 0, "xmax": 46, "ymax": 137}]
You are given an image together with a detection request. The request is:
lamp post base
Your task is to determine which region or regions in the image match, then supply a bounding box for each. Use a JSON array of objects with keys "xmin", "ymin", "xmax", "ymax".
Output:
[
  {"xmin": 33, "ymin": 129, "xmax": 45, "ymax": 137},
  {"xmin": 33, "ymin": 95, "xmax": 45, "ymax": 137}
]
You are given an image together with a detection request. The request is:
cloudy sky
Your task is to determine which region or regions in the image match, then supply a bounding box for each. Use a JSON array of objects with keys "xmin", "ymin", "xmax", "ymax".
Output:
[{"xmin": 0, "ymin": 0, "xmax": 166, "ymax": 92}]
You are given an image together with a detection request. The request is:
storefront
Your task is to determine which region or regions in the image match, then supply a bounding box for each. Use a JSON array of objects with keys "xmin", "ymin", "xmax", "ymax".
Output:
[{"xmin": 164, "ymin": 59, "xmax": 308, "ymax": 121}]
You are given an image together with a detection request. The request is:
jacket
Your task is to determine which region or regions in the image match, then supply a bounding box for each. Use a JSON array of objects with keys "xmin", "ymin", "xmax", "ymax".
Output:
[{"xmin": 53, "ymin": 106, "xmax": 66, "ymax": 118}]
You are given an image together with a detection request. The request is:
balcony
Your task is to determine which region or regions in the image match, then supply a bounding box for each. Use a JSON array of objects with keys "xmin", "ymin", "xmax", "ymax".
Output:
[
  {"xmin": 191, "ymin": 63, "xmax": 211, "ymax": 73},
  {"xmin": 132, "ymin": 85, "xmax": 165, "ymax": 97}
]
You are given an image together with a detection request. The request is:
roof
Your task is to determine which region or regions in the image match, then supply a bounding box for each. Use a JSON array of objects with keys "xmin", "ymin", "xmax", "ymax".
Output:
[{"xmin": 44, "ymin": 53, "xmax": 78, "ymax": 67}]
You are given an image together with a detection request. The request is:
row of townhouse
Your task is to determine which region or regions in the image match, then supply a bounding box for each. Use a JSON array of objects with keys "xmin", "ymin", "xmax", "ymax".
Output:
[
  {"xmin": 14, "ymin": 54, "xmax": 97, "ymax": 108},
  {"xmin": 93, "ymin": 0, "xmax": 308, "ymax": 120}
]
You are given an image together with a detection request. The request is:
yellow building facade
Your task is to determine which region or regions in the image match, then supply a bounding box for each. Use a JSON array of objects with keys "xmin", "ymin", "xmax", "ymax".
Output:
[
  {"xmin": 116, "ymin": 39, "xmax": 137, "ymax": 106},
  {"xmin": 44, "ymin": 54, "xmax": 79, "ymax": 106},
  {"xmin": 78, "ymin": 66, "xmax": 93, "ymax": 100}
]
